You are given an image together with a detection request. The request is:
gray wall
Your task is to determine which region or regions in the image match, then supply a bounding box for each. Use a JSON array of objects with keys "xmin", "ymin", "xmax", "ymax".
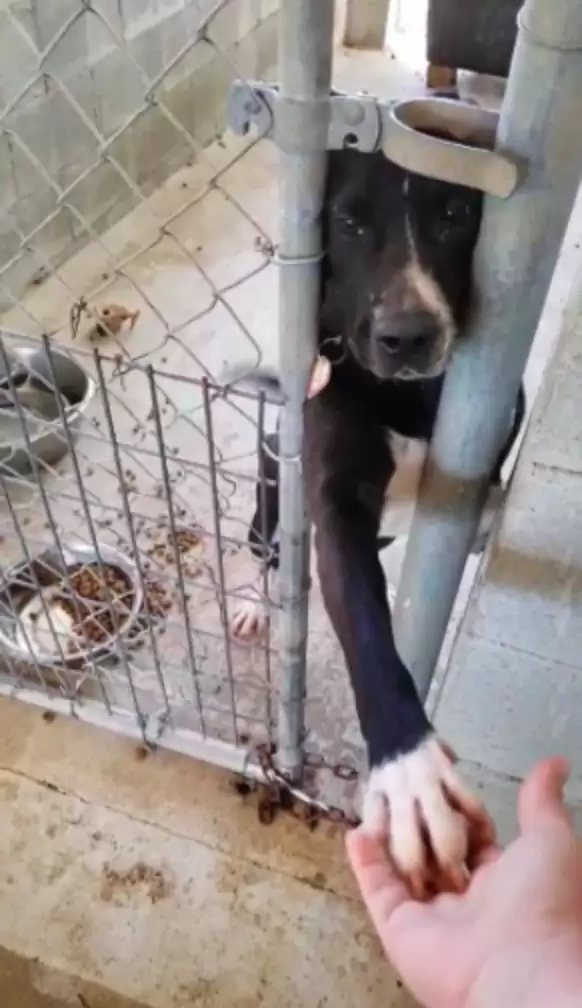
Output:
[
  {"xmin": 0, "ymin": 0, "xmax": 278, "ymax": 306},
  {"xmin": 436, "ymin": 236, "xmax": 582, "ymax": 800}
]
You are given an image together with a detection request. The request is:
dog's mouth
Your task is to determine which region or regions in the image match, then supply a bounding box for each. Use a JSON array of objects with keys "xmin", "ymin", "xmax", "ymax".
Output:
[
  {"xmin": 393, "ymin": 355, "xmax": 450, "ymax": 382},
  {"xmin": 348, "ymin": 322, "xmax": 452, "ymax": 383}
]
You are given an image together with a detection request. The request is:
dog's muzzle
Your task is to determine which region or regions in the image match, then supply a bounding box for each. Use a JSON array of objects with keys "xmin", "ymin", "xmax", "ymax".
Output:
[
  {"xmin": 368, "ymin": 306, "xmax": 448, "ymax": 379},
  {"xmin": 371, "ymin": 307, "xmax": 439, "ymax": 358}
]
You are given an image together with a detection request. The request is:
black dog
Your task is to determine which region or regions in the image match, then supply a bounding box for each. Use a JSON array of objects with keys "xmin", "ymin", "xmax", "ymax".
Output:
[{"xmin": 229, "ymin": 137, "xmax": 525, "ymax": 895}]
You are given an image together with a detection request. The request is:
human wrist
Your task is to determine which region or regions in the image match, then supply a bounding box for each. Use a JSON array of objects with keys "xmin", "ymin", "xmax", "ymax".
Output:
[{"xmin": 466, "ymin": 937, "xmax": 582, "ymax": 1008}]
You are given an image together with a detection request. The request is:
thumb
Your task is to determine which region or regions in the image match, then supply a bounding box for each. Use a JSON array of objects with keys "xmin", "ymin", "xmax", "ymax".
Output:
[
  {"xmin": 518, "ymin": 757, "xmax": 572, "ymax": 834},
  {"xmin": 346, "ymin": 829, "xmax": 411, "ymax": 926}
]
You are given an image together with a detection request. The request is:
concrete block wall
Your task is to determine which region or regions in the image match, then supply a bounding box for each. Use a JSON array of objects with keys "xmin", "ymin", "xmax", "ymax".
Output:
[
  {"xmin": 0, "ymin": 0, "xmax": 279, "ymax": 307},
  {"xmin": 436, "ymin": 241, "xmax": 582, "ymax": 802}
]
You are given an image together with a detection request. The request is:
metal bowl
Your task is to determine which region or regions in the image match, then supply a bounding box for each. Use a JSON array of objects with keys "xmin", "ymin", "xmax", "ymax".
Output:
[
  {"xmin": 0, "ymin": 543, "xmax": 144, "ymax": 670},
  {"xmin": 0, "ymin": 343, "xmax": 95, "ymax": 476}
]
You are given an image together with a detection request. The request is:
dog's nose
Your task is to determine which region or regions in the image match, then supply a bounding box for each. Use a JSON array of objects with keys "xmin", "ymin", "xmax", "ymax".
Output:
[
  {"xmin": 373, "ymin": 311, "xmax": 438, "ymax": 356},
  {"xmin": 379, "ymin": 330, "xmax": 433, "ymax": 355}
]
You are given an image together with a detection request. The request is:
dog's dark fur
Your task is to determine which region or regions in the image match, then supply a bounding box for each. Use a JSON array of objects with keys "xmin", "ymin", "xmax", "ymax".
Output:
[{"xmin": 231, "ymin": 134, "xmax": 525, "ymax": 889}]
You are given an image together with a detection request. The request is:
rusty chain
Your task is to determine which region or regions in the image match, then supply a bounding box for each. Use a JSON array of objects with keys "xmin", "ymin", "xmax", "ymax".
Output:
[{"xmin": 233, "ymin": 743, "xmax": 361, "ymax": 830}]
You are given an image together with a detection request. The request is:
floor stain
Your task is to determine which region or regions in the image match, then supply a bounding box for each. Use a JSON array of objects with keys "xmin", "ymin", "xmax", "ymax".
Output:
[
  {"xmin": 100, "ymin": 861, "xmax": 175, "ymax": 905},
  {"xmin": 297, "ymin": 870, "xmax": 328, "ymax": 891},
  {"xmin": 0, "ymin": 777, "xmax": 19, "ymax": 801}
]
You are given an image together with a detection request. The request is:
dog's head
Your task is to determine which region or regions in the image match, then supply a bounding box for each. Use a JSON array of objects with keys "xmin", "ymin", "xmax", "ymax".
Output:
[{"xmin": 321, "ymin": 136, "xmax": 484, "ymax": 382}]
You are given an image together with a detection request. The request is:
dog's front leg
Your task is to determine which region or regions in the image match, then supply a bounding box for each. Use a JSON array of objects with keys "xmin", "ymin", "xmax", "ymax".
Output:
[
  {"xmin": 314, "ymin": 501, "xmax": 493, "ymax": 896},
  {"xmin": 231, "ymin": 432, "xmax": 280, "ymax": 640}
]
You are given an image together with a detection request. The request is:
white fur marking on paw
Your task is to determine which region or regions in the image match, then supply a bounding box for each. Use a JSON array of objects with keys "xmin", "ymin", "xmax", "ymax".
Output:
[
  {"xmin": 230, "ymin": 598, "xmax": 268, "ymax": 640},
  {"xmin": 362, "ymin": 737, "xmax": 470, "ymax": 878}
]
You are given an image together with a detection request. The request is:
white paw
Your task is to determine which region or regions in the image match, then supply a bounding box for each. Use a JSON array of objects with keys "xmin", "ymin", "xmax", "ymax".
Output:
[
  {"xmin": 361, "ymin": 736, "xmax": 491, "ymax": 896},
  {"xmin": 230, "ymin": 598, "xmax": 268, "ymax": 640}
]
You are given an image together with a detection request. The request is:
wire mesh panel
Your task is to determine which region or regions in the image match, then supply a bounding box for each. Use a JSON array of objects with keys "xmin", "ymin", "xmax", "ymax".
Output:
[
  {"xmin": 0, "ymin": 330, "xmax": 282, "ymax": 752},
  {"xmin": 0, "ymin": 0, "xmax": 285, "ymax": 768},
  {"xmin": 0, "ymin": 0, "xmax": 367, "ymax": 819}
]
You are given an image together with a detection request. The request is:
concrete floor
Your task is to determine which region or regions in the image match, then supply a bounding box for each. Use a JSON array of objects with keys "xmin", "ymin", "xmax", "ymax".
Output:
[
  {"xmin": 0, "ymin": 698, "xmax": 417, "ymax": 1008},
  {"xmin": 1, "ymin": 702, "xmax": 582, "ymax": 1007}
]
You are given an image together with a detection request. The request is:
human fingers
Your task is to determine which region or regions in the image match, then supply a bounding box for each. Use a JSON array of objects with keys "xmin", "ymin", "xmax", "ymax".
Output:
[
  {"xmin": 438, "ymin": 747, "xmax": 497, "ymax": 854},
  {"xmin": 347, "ymin": 829, "xmax": 413, "ymax": 925},
  {"xmin": 469, "ymin": 844, "xmax": 502, "ymax": 871},
  {"xmin": 518, "ymin": 757, "xmax": 573, "ymax": 834}
]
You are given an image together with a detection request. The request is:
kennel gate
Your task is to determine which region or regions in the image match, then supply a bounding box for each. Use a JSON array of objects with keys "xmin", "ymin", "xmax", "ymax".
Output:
[{"xmin": 0, "ymin": 0, "xmax": 350, "ymax": 794}]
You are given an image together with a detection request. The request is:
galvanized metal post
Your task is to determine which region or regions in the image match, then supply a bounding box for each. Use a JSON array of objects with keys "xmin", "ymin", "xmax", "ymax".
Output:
[
  {"xmin": 394, "ymin": 0, "xmax": 582, "ymax": 700},
  {"xmin": 276, "ymin": 0, "xmax": 333, "ymax": 778}
]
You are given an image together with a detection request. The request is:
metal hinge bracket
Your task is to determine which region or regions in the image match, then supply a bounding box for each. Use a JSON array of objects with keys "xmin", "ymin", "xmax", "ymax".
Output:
[{"xmin": 229, "ymin": 81, "xmax": 384, "ymax": 153}]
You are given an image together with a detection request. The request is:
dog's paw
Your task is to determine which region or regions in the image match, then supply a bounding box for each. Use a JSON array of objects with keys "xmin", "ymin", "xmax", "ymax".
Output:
[
  {"xmin": 361, "ymin": 736, "xmax": 493, "ymax": 898},
  {"xmin": 230, "ymin": 598, "xmax": 268, "ymax": 640}
]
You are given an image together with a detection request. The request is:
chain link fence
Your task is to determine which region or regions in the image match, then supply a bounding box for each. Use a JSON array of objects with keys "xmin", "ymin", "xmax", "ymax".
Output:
[{"xmin": 0, "ymin": 0, "xmax": 298, "ymax": 775}]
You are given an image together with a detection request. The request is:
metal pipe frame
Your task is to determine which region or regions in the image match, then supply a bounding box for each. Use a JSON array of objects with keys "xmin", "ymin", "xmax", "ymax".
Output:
[
  {"xmin": 275, "ymin": 0, "xmax": 334, "ymax": 778},
  {"xmin": 394, "ymin": 0, "xmax": 582, "ymax": 700}
]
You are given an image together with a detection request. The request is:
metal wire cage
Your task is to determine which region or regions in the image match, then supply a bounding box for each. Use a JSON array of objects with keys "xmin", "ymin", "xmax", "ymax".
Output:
[
  {"xmin": 0, "ymin": 0, "xmax": 383, "ymax": 824},
  {"xmin": 0, "ymin": 0, "xmax": 291, "ymax": 777},
  {"xmin": 0, "ymin": 328, "xmax": 282, "ymax": 759}
]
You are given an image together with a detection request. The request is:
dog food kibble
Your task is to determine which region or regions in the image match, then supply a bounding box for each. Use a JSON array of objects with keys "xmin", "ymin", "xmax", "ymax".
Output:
[
  {"xmin": 147, "ymin": 525, "xmax": 203, "ymax": 572},
  {"xmin": 58, "ymin": 564, "xmax": 134, "ymax": 644},
  {"xmin": 144, "ymin": 579, "xmax": 173, "ymax": 618}
]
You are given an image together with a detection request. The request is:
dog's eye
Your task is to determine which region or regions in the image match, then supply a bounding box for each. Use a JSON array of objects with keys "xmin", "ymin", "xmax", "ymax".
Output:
[
  {"xmin": 442, "ymin": 199, "xmax": 470, "ymax": 227},
  {"xmin": 338, "ymin": 216, "xmax": 365, "ymax": 237}
]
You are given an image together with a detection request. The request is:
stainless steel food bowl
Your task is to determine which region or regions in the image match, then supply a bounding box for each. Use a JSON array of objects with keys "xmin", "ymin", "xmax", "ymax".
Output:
[
  {"xmin": 0, "ymin": 543, "xmax": 144, "ymax": 670},
  {"xmin": 0, "ymin": 343, "xmax": 95, "ymax": 476}
]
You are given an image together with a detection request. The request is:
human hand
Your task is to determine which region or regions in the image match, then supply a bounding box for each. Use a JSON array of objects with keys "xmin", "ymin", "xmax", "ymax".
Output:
[{"xmin": 347, "ymin": 758, "xmax": 582, "ymax": 1008}]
